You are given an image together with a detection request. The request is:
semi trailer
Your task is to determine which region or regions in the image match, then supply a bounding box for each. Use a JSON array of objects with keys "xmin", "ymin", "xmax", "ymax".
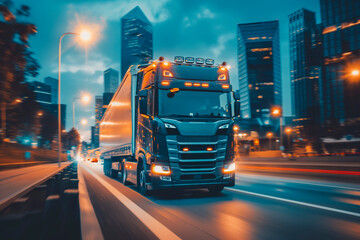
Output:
[{"xmin": 100, "ymin": 56, "xmax": 240, "ymax": 195}]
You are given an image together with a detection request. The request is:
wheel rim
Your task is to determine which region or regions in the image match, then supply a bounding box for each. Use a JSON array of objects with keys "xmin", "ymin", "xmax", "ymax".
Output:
[
  {"xmin": 123, "ymin": 169, "xmax": 126, "ymax": 183},
  {"xmin": 140, "ymin": 170, "xmax": 145, "ymax": 190}
]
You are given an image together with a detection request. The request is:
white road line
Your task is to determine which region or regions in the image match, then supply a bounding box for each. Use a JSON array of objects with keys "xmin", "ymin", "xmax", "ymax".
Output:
[
  {"xmin": 78, "ymin": 165, "xmax": 104, "ymax": 240},
  {"xmin": 83, "ymin": 164, "xmax": 181, "ymax": 240},
  {"xmin": 235, "ymin": 174, "xmax": 360, "ymax": 191},
  {"xmin": 225, "ymin": 187, "xmax": 360, "ymax": 218}
]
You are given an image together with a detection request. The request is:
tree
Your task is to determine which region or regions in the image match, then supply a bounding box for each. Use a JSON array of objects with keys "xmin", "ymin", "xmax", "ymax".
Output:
[
  {"xmin": 0, "ymin": 0, "xmax": 40, "ymax": 140},
  {"xmin": 62, "ymin": 128, "xmax": 80, "ymax": 151}
]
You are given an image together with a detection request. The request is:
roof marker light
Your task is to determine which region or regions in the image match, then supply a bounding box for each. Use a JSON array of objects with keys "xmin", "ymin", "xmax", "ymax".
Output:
[
  {"xmin": 202, "ymin": 83, "xmax": 209, "ymax": 87},
  {"xmin": 222, "ymin": 84, "xmax": 230, "ymax": 89},
  {"xmin": 194, "ymin": 83, "xmax": 201, "ymax": 87},
  {"xmin": 185, "ymin": 82, "xmax": 192, "ymax": 87},
  {"xmin": 185, "ymin": 57, "xmax": 195, "ymax": 63},
  {"xmin": 196, "ymin": 58, "xmax": 205, "ymax": 64},
  {"xmin": 205, "ymin": 59, "xmax": 215, "ymax": 65},
  {"xmin": 161, "ymin": 81, "xmax": 170, "ymax": 86},
  {"xmin": 163, "ymin": 70, "xmax": 173, "ymax": 77},
  {"xmin": 174, "ymin": 56, "xmax": 184, "ymax": 62},
  {"xmin": 218, "ymin": 74, "xmax": 227, "ymax": 80}
]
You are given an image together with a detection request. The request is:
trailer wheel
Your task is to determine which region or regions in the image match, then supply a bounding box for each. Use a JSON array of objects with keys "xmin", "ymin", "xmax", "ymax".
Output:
[
  {"xmin": 137, "ymin": 164, "xmax": 150, "ymax": 196},
  {"xmin": 121, "ymin": 161, "xmax": 129, "ymax": 185}
]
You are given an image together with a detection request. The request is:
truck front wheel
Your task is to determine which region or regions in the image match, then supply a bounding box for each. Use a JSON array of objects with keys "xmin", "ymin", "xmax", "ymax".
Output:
[{"xmin": 137, "ymin": 164, "xmax": 150, "ymax": 196}]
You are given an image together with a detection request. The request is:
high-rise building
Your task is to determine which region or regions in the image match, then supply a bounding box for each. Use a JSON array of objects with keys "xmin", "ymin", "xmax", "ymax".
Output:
[
  {"xmin": 30, "ymin": 81, "xmax": 52, "ymax": 108},
  {"xmin": 94, "ymin": 96, "xmax": 103, "ymax": 148},
  {"xmin": 102, "ymin": 93, "xmax": 114, "ymax": 116},
  {"xmin": 91, "ymin": 126, "xmax": 95, "ymax": 149},
  {"xmin": 237, "ymin": 20, "xmax": 282, "ymax": 120},
  {"xmin": 289, "ymin": 9, "xmax": 323, "ymax": 128},
  {"xmin": 44, "ymin": 77, "xmax": 58, "ymax": 104},
  {"xmin": 121, "ymin": 6, "xmax": 153, "ymax": 78},
  {"xmin": 50, "ymin": 104, "xmax": 66, "ymax": 130},
  {"xmin": 321, "ymin": 0, "xmax": 360, "ymax": 123},
  {"xmin": 104, "ymin": 68, "xmax": 119, "ymax": 93}
]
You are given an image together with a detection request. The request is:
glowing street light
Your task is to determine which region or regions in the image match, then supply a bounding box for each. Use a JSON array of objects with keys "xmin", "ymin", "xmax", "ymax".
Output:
[
  {"xmin": 79, "ymin": 30, "xmax": 91, "ymax": 42},
  {"xmin": 285, "ymin": 127, "xmax": 292, "ymax": 151},
  {"xmin": 270, "ymin": 106, "xmax": 283, "ymax": 151},
  {"xmin": 73, "ymin": 94, "xmax": 91, "ymax": 129},
  {"xmin": 57, "ymin": 30, "xmax": 92, "ymax": 167},
  {"xmin": 267, "ymin": 132, "xmax": 273, "ymax": 150},
  {"xmin": 351, "ymin": 69, "xmax": 359, "ymax": 76}
]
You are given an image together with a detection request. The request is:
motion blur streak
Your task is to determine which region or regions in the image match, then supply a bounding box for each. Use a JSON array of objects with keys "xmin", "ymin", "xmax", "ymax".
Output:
[
  {"xmin": 83, "ymin": 165, "xmax": 181, "ymax": 240},
  {"xmin": 240, "ymin": 166, "xmax": 360, "ymax": 175},
  {"xmin": 225, "ymin": 188, "xmax": 360, "ymax": 218}
]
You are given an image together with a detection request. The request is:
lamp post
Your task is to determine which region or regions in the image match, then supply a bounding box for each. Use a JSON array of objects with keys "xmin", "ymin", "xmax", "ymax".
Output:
[
  {"xmin": 271, "ymin": 106, "xmax": 283, "ymax": 151},
  {"xmin": 267, "ymin": 132, "xmax": 273, "ymax": 150},
  {"xmin": 285, "ymin": 127, "xmax": 292, "ymax": 152},
  {"xmin": 58, "ymin": 30, "xmax": 91, "ymax": 167}
]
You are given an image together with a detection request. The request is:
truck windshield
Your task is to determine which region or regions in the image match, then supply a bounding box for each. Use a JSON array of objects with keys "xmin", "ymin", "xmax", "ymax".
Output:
[{"xmin": 158, "ymin": 89, "xmax": 231, "ymax": 118}]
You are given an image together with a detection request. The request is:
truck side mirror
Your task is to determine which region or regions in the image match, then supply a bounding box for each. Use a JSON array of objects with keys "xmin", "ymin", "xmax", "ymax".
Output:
[
  {"xmin": 233, "ymin": 91, "xmax": 240, "ymax": 101},
  {"xmin": 234, "ymin": 101, "xmax": 240, "ymax": 117},
  {"xmin": 139, "ymin": 90, "xmax": 148, "ymax": 115}
]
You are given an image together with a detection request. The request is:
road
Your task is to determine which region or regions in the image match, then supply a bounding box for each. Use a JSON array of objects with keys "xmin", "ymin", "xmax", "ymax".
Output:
[{"xmin": 79, "ymin": 161, "xmax": 360, "ymax": 240}]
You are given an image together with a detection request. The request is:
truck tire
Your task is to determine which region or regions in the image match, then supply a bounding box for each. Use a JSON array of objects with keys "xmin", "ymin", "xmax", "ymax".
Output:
[
  {"xmin": 121, "ymin": 162, "xmax": 129, "ymax": 185},
  {"xmin": 137, "ymin": 163, "xmax": 150, "ymax": 196},
  {"xmin": 208, "ymin": 185, "xmax": 224, "ymax": 194}
]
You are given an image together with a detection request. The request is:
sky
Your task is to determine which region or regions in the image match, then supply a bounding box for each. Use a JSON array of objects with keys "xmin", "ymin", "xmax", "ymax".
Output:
[{"xmin": 16, "ymin": 0, "xmax": 321, "ymax": 141}]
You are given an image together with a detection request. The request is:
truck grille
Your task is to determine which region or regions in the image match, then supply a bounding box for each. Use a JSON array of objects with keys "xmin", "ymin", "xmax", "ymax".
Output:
[{"xmin": 166, "ymin": 135, "xmax": 228, "ymax": 174}]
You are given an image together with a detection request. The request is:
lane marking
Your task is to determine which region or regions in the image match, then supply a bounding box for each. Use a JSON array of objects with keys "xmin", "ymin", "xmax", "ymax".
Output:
[
  {"xmin": 238, "ymin": 165, "xmax": 360, "ymax": 175},
  {"xmin": 78, "ymin": 165, "xmax": 104, "ymax": 240},
  {"xmin": 235, "ymin": 174, "xmax": 360, "ymax": 191},
  {"xmin": 82, "ymin": 164, "xmax": 181, "ymax": 240},
  {"xmin": 225, "ymin": 187, "xmax": 360, "ymax": 218}
]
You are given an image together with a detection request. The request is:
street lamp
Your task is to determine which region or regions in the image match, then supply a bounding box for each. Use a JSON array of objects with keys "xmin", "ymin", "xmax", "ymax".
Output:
[
  {"xmin": 271, "ymin": 106, "xmax": 283, "ymax": 151},
  {"xmin": 285, "ymin": 127, "xmax": 292, "ymax": 152},
  {"xmin": 72, "ymin": 94, "xmax": 90, "ymax": 129},
  {"xmin": 58, "ymin": 30, "xmax": 91, "ymax": 167},
  {"xmin": 351, "ymin": 69, "xmax": 359, "ymax": 76},
  {"xmin": 267, "ymin": 132, "xmax": 273, "ymax": 150}
]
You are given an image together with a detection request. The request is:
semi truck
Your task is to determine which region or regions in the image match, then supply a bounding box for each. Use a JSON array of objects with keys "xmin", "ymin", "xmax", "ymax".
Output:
[{"xmin": 100, "ymin": 56, "xmax": 240, "ymax": 195}]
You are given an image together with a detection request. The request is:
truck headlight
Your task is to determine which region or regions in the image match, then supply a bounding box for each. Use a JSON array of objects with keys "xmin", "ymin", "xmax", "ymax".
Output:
[
  {"xmin": 223, "ymin": 162, "xmax": 235, "ymax": 173},
  {"xmin": 164, "ymin": 123, "xmax": 176, "ymax": 129},
  {"xmin": 218, "ymin": 124, "xmax": 229, "ymax": 129},
  {"xmin": 152, "ymin": 164, "xmax": 171, "ymax": 175}
]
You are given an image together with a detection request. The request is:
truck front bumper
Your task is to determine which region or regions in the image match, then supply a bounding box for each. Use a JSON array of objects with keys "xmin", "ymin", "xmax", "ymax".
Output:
[{"xmin": 147, "ymin": 172, "xmax": 235, "ymax": 191}]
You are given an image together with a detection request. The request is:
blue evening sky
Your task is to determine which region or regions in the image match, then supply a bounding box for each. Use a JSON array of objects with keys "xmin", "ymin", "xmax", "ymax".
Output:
[{"xmin": 16, "ymin": 0, "xmax": 320, "ymax": 141}]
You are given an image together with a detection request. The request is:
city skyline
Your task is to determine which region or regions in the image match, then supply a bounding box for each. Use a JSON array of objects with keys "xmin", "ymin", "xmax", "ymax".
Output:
[{"xmin": 16, "ymin": 0, "xmax": 321, "ymax": 141}]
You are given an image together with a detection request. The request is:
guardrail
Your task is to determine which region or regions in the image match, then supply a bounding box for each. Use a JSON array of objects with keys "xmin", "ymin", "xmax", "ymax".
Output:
[{"xmin": 0, "ymin": 162, "xmax": 80, "ymax": 240}]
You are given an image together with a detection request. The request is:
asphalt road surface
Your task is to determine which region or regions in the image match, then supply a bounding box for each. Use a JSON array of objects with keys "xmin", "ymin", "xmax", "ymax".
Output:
[{"xmin": 79, "ymin": 161, "xmax": 360, "ymax": 240}]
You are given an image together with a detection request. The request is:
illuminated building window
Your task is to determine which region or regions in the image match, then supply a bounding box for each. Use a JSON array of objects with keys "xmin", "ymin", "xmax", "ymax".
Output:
[{"xmin": 250, "ymin": 48, "xmax": 272, "ymax": 52}]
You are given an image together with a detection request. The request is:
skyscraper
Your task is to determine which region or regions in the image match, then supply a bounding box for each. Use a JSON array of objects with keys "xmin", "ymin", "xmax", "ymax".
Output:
[
  {"xmin": 321, "ymin": 0, "xmax": 360, "ymax": 123},
  {"xmin": 29, "ymin": 81, "xmax": 52, "ymax": 108},
  {"xmin": 289, "ymin": 9, "xmax": 323, "ymax": 128},
  {"xmin": 104, "ymin": 68, "xmax": 119, "ymax": 93},
  {"xmin": 121, "ymin": 6, "xmax": 153, "ymax": 78},
  {"xmin": 237, "ymin": 20, "xmax": 282, "ymax": 120},
  {"xmin": 44, "ymin": 77, "xmax": 58, "ymax": 104},
  {"xmin": 94, "ymin": 96, "xmax": 103, "ymax": 148}
]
